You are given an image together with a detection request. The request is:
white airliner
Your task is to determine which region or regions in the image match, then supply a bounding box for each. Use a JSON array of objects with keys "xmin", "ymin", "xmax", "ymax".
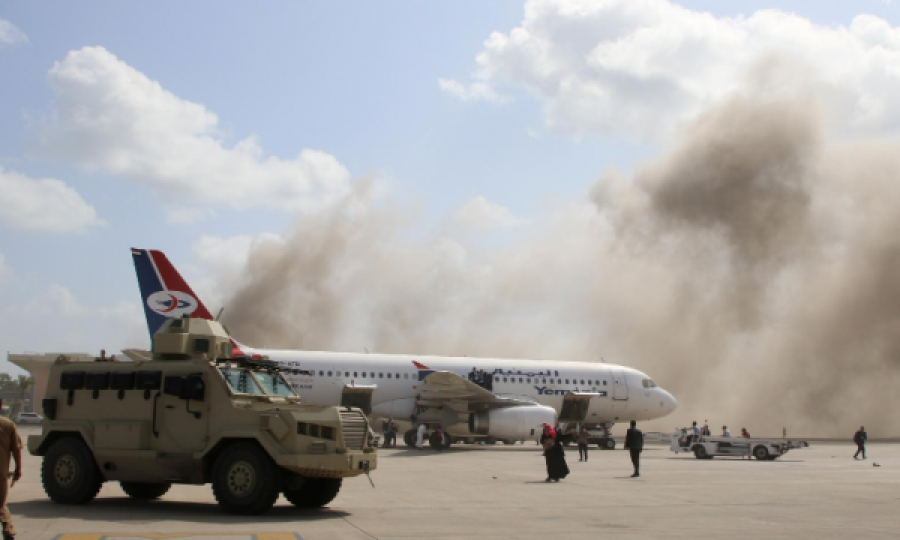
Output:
[{"xmin": 132, "ymin": 248, "xmax": 677, "ymax": 448}]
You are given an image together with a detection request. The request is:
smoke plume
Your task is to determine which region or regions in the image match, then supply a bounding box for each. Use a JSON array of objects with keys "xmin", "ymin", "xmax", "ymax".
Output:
[{"xmin": 221, "ymin": 91, "xmax": 900, "ymax": 437}]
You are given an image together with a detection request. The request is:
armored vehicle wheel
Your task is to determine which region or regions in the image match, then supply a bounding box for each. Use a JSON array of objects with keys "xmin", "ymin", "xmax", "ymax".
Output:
[
  {"xmin": 120, "ymin": 481, "xmax": 171, "ymax": 500},
  {"xmin": 753, "ymin": 445, "xmax": 769, "ymax": 460},
  {"xmin": 283, "ymin": 478, "xmax": 343, "ymax": 508},
  {"xmin": 693, "ymin": 445, "xmax": 711, "ymax": 460},
  {"xmin": 211, "ymin": 442, "xmax": 280, "ymax": 515},
  {"xmin": 404, "ymin": 429, "xmax": 417, "ymax": 448},
  {"xmin": 42, "ymin": 437, "xmax": 103, "ymax": 505}
]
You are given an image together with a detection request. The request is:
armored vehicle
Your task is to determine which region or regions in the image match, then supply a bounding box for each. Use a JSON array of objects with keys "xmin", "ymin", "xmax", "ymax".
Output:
[{"xmin": 28, "ymin": 317, "xmax": 377, "ymax": 515}]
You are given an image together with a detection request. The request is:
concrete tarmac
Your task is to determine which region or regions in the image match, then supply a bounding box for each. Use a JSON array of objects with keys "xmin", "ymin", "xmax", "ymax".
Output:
[{"xmin": 7, "ymin": 426, "xmax": 900, "ymax": 539}]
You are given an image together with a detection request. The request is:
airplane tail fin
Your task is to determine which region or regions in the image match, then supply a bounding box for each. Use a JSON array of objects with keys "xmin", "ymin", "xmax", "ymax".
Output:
[{"xmin": 131, "ymin": 248, "xmax": 214, "ymax": 338}]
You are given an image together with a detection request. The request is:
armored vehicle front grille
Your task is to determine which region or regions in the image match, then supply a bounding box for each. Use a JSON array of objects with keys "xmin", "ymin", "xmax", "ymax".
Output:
[{"xmin": 340, "ymin": 409, "xmax": 368, "ymax": 450}]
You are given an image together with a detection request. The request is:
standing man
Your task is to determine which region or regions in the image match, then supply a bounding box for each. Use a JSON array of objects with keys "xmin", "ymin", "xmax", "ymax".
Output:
[
  {"xmin": 853, "ymin": 426, "xmax": 867, "ymax": 460},
  {"xmin": 0, "ymin": 399, "xmax": 22, "ymax": 540},
  {"xmin": 624, "ymin": 420, "xmax": 643, "ymax": 478},
  {"xmin": 722, "ymin": 426, "xmax": 731, "ymax": 437},
  {"xmin": 577, "ymin": 426, "xmax": 589, "ymax": 462}
]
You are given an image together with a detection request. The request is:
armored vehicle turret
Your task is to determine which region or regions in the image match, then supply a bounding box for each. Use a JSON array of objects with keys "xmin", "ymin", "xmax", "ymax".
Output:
[{"xmin": 28, "ymin": 317, "xmax": 377, "ymax": 515}]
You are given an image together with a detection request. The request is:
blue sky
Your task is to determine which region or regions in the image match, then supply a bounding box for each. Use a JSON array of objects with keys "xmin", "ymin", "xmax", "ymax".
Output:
[{"xmin": 2, "ymin": 0, "xmax": 900, "ymax": 378}]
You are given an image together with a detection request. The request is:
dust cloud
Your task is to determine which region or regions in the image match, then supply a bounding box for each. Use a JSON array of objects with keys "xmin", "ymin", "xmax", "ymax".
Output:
[{"xmin": 222, "ymin": 92, "xmax": 900, "ymax": 437}]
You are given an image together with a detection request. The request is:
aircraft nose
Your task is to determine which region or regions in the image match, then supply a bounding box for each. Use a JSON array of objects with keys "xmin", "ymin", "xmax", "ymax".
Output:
[{"xmin": 662, "ymin": 389, "xmax": 677, "ymax": 413}]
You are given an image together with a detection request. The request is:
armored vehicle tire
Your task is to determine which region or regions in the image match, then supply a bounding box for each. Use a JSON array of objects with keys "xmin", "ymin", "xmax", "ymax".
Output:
[
  {"xmin": 283, "ymin": 478, "xmax": 342, "ymax": 508},
  {"xmin": 211, "ymin": 442, "xmax": 280, "ymax": 515},
  {"xmin": 42, "ymin": 437, "xmax": 104, "ymax": 505},
  {"xmin": 120, "ymin": 481, "xmax": 171, "ymax": 500},
  {"xmin": 753, "ymin": 445, "xmax": 769, "ymax": 460},
  {"xmin": 693, "ymin": 445, "xmax": 711, "ymax": 459}
]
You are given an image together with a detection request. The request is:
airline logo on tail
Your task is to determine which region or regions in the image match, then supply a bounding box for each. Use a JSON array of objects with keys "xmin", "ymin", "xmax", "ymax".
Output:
[{"xmin": 131, "ymin": 248, "xmax": 213, "ymax": 338}]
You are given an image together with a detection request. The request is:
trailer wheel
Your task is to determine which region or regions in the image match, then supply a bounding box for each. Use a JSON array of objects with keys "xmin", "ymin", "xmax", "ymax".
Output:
[
  {"xmin": 693, "ymin": 445, "xmax": 711, "ymax": 459},
  {"xmin": 753, "ymin": 445, "xmax": 769, "ymax": 460},
  {"xmin": 42, "ymin": 437, "xmax": 104, "ymax": 505},
  {"xmin": 120, "ymin": 481, "xmax": 171, "ymax": 500}
]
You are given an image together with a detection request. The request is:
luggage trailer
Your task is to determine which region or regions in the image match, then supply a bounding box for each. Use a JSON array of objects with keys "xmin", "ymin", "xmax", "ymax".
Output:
[{"xmin": 670, "ymin": 430, "xmax": 809, "ymax": 460}]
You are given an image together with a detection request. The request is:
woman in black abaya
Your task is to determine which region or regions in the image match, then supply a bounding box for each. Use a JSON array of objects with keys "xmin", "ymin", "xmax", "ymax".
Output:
[{"xmin": 541, "ymin": 424, "xmax": 569, "ymax": 482}]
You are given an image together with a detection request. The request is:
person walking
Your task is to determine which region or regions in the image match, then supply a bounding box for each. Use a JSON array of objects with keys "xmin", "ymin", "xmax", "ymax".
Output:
[
  {"xmin": 577, "ymin": 426, "xmax": 589, "ymax": 462},
  {"xmin": 853, "ymin": 426, "xmax": 868, "ymax": 460},
  {"xmin": 541, "ymin": 423, "xmax": 569, "ymax": 482},
  {"xmin": 624, "ymin": 420, "xmax": 643, "ymax": 478},
  {"xmin": 0, "ymin": 399, "xmax": 22, "ymax": 540}
]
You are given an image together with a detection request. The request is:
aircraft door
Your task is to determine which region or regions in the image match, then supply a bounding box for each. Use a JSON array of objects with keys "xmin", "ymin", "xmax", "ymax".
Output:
[
  {"xmin": 342, "ymin": 385, "xmax": 376, "ymax": 415},
  {"xmin": 612, "ymin": 369, "xmax": 628, "ymax": 401},
  {"xmin": 559, "ymin": 393, "xmax": 594, "ymax": 423},
  {"xmin": 156, "ymin": 372, "xmax": 210, "ymax": 452}
]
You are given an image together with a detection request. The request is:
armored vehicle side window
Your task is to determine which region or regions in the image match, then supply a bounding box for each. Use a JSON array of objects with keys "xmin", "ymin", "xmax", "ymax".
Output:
[
  {"xmin": 110, "ymin": 372, "xmax": 136, "ymax": 390},
  {"xmin": 136, "ymin": 371, "xmax": 163, "ymax": 390},
  {"xmin": 194, "ymin": 338, "xmax": 210, "ymax": 353},
  {"xmin": 219, "ymin": 368, "xmax": 265, "ymax": 395},
  {"xmin": 85, "ymin": 372, "xmax": 110, "ymax": 390},
  {"xmin": 254, "ymin": 372, "xmax": 297, "ymax": 397},
  {"xmin": 60, "ymin": 371, "xmax": 86, "ymax": 390}
]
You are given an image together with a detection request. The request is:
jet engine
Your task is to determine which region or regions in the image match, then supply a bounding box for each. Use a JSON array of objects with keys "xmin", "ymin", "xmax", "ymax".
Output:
[{"xmin": 468, "ymin": 405, "xmax": 557, "ymax": 439}]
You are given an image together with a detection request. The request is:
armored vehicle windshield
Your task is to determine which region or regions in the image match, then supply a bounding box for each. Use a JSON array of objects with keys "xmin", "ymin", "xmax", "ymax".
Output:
[{"xmin": 218, "ymin": 366, "xmax": 297, "ymax": 397}]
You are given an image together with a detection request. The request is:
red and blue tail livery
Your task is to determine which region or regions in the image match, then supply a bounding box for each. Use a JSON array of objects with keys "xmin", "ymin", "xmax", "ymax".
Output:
[{"xmin": 131, "ymin": 248, "xmax": 213, "ymax": 338}]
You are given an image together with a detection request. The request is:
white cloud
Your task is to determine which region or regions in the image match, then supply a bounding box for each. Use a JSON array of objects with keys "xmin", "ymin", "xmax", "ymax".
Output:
[
  {"xmin": 450, "ymin": 196, "xmax": 524, "ymax": 231},
  {"xmin": 438, "ymin": 78, "xmax": 505, "ymax": 103},
  {"xmin": 164, "ymin": 205, "xmax": 218, "ymax": 225},
  {"xmin": 0, "ymin": 166, "xmax": 105, "ymax": 233},
  {"xmin": 0, "ymin": 19, "xmax": 28, "ymax": 45},
  {"xmin": 38, "ymin": 46, "xmax": 351, "ymax": 211},
  {"xmin": 445, "ymin": 0, "xmax": 900, "ymax": 139}
]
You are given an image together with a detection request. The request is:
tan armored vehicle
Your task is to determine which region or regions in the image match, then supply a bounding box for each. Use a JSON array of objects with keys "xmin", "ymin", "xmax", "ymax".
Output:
[{"xmin": 28, "ymin": 317, "xmax": 377, "ymax": 515}]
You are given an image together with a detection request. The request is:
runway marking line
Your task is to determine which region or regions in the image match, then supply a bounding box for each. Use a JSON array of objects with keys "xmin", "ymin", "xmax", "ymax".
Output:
[{"xmin": 50, "ymin": 534, "xmax": 302, "ymax": 540}]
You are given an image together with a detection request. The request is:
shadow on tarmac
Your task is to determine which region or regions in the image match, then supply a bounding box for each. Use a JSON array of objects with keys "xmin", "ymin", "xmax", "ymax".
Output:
[{"xmin": 8, "ymin": 498, "xmax": 350, "ymax": 524}]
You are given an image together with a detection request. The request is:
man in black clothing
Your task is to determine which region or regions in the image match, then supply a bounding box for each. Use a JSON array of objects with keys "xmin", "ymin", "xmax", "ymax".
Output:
[
  {"xmin": 624, "ymin": 420, "xmax": 643, "ymax": 477},
  {"xmin": 853, "ymin": 426, "xmax": 867, "ymax": 460}
]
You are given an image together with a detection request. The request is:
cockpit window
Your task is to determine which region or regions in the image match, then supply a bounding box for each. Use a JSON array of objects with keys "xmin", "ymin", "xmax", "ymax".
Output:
[{"xmin": 642, "ymin": 379, "xmax": 658, "ymax": 388}]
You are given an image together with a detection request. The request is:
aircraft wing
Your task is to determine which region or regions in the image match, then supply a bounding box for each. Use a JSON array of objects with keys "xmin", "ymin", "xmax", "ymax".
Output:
[{"xmin": 417, "ymin": 370, "xmax": 537, "ymax": 412}]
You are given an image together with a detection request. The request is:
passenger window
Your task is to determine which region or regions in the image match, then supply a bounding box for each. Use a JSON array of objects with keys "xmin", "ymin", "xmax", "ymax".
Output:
[
  {"xmin": 494, "ymin": 377, "xmax": 500, "ymax": 382},
  {"xmin": 503, "ymin": 377, "xmax": 508, "ymax": 383},
  {"xmin": 527, "ymin": 378, "xmax": 531, "ymax": 383},
  {"xmin": 404, "ymin": 373, "xmax": 409, "ymax": 379},
  {"xmin": 580, "ymin": 379, "xmax": 585, "ymax": 385},
  {"xmin": 378, "ymin": 373, "xmax": 383, "ymax": 378},
  {"xmin": 354, "ymin": 372, "xmax": 358, "ymax": 378},
  {"xmin": 319, "ymin": 371, "xmax": 324, "ymax": 377},
  {"xmin": 396, "ymin": 373, "xmax": 400, "ymax": 379},
  {"xmin": 565, "ymin": 379, "xmax": 569, "ymax": 384},
  {"xmin": 327, "ymin": 371, "xmax": 332, "ymax": 377},
  {"xmin": 603, "ymin": 380, "xmax": 607, "ymax": 386},
  {"xmin": 387, "ymin": 373, "xmax": 392, "ymax": 379},
  {"xmin": 345, "ymin": 372, "xmax": 350, "ymax": 377},
  {"xmin": 542, "ymin": 378, "xmax": 546, "ymax": 384}
]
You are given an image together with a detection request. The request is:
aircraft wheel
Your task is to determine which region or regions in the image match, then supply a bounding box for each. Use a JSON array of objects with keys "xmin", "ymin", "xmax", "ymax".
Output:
[
  {"xmin": 429, "ymin": 431, "xmax": 444, "ymax": 450},
  {"xmin": 283, "ymin": 478, "xmax": 342, "ymax": 508},
  {"xmin": 42, "ymin": 437, "xmax": 104, "ymax": 505},
  {"xmin": 753, "ymin": 445, "xmax": 769, "ymax": 461},
  {"xmin": 120, "ymin": 481, "xmax": 171, "ymax": 500},
  {"xmin": 484, "ymin": 436, "xmax": 497, "ymax": 445},
  {"xmin": 603, "ymin": 438, "xmax": 616, "ymax": 450},
  {"xmin": 404, "ymin": 429, "xmax": 417, "ymax": 448},
  {"xmin": 502, "ymin": 439, "xmax": 515, "ymax": 445},
  {"xmin": 442, "ymin": 434, "xmax": 453, "ymax": 449}
]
